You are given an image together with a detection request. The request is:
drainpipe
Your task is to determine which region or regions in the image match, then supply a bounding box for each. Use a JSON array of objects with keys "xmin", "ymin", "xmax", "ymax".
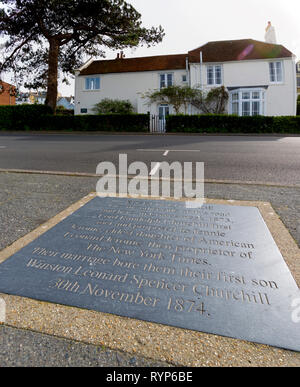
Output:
[
  {"xmin": 186, "ymin": 57, "xmax": 190, "ymax": 86},
  {"xmin": 200, "ymin": 51, "xmax": 203, "ymax": 90},
  {"xmin": 186, "ymin": 56, "xmax": 191, "ymax": 115},
  {"xmin": 292, "ymin": 56, "xmax": 297, "ymax": 115}
]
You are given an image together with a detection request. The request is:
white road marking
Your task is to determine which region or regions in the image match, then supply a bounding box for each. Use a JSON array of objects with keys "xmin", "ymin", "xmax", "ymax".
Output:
[
  {"xmin": 163, "ymin": 150, "xmax": 169, "ymax": 156},
  {"xmin": 149, "ymin": 162, "xmax": 161, "ymax": 176},
  {"xmin": 137, "ymin": 149, "xmax": 201, "ymax": 152},
  {"xmin": 0, "ymin": 146, "xmax": 6, "ymax": 149}
]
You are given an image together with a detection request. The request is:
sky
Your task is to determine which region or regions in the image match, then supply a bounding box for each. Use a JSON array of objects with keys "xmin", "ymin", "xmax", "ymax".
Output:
[{"xmin": 4, "ymin": 0, "xmax": 300, "ymax": 96}]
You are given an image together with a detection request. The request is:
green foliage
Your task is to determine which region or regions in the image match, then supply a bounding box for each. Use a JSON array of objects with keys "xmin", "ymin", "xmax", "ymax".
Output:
[
  {"xmin": 93, "ymin": 99, "xmax": 134, "ymax": 114},
  {"xmin": 144, "ymin": 85, "xmax": 229, "ymax": 114},
  {"xmin": 144, "ymin": 85, "xmax": 199, "ymax": 114},
  {"xmin": 166, "ymin": 114, "xmax": 300, "ymax": 134},
  {"xmin": 0, "ymin": 0, "xmax": 164, "ymax": 109},
  {"xmin": 191, "ymin": 86, "xmax": 229, "ymax": 114},
  {"xmin": 0, "ymin": 105, "xmax": 148, "ymax": 132}
]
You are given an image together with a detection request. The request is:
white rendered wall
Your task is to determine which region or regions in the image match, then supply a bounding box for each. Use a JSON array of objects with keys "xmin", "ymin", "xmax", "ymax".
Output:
[
  {"xmin": 75, "ymin": 69, "xmax": 188, "ymax": 115},
  {"xmin": 189, "ymin": 58, "xmax": 296, "ymax": 116}
]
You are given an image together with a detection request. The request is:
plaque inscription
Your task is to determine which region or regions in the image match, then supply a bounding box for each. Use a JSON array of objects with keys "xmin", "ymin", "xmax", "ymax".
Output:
[{"xmin": 0, "ymin": 197, "xmax": 299, "ymax": 351}]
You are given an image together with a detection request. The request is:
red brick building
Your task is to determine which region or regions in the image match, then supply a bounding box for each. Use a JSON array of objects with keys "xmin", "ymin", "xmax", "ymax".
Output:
[{"xmin": 0, "ymin": 81, "xmax": 17, "ymax": 105}]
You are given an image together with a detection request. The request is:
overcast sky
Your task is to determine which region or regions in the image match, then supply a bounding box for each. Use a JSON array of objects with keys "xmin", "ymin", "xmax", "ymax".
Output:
[
  {"xmin": 7, "ymin": 0, "xmax": 300, "ymax": 96},
  {"xmin": 60, "ymin": 0, "xmax": 300, "ymax": 95}
]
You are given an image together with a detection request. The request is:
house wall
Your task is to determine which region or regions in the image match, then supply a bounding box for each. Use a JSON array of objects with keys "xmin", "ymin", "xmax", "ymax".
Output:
[
  {"xmin": 75, "ymin": 69, "xmax": 188, "ymax": 115},
  {"xmin": 75, "ymin": 57, "xmax": 296, "ymax": 116},
  {"xmin": 0, "ymin": 82, "xmax": 16, "ymax": 105},
  {"xmin": 189, "ymin": 57, "xmax": 297, "ymax": 116}
]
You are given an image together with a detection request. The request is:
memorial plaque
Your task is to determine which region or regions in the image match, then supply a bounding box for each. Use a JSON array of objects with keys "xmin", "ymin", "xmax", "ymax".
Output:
[{"xmin": 0, "ymin": 197, "xmax": 299, "ymax": 351}]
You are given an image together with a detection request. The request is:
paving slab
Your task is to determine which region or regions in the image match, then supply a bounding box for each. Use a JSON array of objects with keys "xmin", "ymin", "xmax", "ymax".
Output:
[{"xmin": 0, "ymin": 172, "xmax": 299, "ymax": 366}]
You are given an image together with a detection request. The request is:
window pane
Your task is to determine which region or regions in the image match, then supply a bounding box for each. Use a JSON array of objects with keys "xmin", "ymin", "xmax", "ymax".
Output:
[
  {"xmin": 86, "ymin": 77, "xmax": 100, "ymax": 90},
  {"xmin": 242, "ymin": 101, "xmax": 250, "ymax": 116},
  {"xmin": 215, "ymin": 66, "xmax": 222, "ymax": 84},
  {"xmin": 159, "ymin": 106, "xmax": 164, "ymax": 119},
  {"xmin": 276, "ymin": 62, "xmax": 283, "ymax": 82},
  {"xmin": 207, "ymin": 66, "xmax": 214, "ymax": 85},
  {"xmin": 252, "ymin": 91, "xmax": 260, "ymax": 99},
  {"xmin": 160, "ymin": 74, "xmax": 166, "ymax": 88},
  {"xmin": 269, "ymin": 62, "xmax": 276, "ymax": 82},
  {"xmin": 167, "ymin": 73, "xmax": 173, "ymax": 86},
  {"xmin": 232, "ymin": 102, "xmax": 239, "ymax": 115},
  {"xmin": 232, "ymin": 93, "xmax": 239, "ymax": 101},
  {"xmin": 242, "ymin": 92, "xmax": 250, "ymax": 100},
  {"xmin": 252, "ymin": 101, "xmax": 260, "ymax": 115}
]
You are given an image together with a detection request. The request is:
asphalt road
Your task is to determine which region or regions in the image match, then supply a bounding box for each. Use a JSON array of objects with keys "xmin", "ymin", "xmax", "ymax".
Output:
[{"xmin": 0, "ymin": 133, "xmax": 300, "ymax": 185}]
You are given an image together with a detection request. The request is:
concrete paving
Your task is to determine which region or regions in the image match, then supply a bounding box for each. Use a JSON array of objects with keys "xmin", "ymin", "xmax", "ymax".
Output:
[{"xmin": 0, "ymin": 171, "xmax": 299, "ymax": 366}]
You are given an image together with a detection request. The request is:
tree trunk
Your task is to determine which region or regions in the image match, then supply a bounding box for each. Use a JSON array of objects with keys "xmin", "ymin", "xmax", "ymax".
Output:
[{"xmin": 45, "ymin": 38, "xmax": 59, "ymax": 113}]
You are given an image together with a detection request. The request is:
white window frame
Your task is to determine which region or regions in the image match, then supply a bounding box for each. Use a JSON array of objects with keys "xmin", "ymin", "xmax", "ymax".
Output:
[
  {"xmin": 159, "ymin": 73, "xmax": 173, "ymax": 89},
  {"xmin": 269, "ymin": 61, "xmax": 283, "ymax": 84},
  {"xmin": 85, "ymin": 76, "xmax": 100, "ymax": 90},
  {"xmin": 229, "ymin": 88, "xmax": 266, "ymax": 116},
  {"xmin": 206, "ymin": 64, "xmax": 223, "ymax": 86}
]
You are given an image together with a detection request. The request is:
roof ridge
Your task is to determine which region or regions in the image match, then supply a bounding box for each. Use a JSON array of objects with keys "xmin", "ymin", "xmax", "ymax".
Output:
[{"xmin": 92, "ymin": 53, "xmax": 188, "ymax": 63}]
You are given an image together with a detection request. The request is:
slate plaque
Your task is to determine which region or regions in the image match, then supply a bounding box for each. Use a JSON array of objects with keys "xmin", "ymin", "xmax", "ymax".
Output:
[{"xmin": 0, "ymin": 197, "xmax": 299, "ymax": 351}]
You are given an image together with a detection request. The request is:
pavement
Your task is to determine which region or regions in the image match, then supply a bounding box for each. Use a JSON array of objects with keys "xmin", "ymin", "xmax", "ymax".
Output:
[{"xmin": 0, "ymin": 170, "xmax": 299, "ymax": 367}]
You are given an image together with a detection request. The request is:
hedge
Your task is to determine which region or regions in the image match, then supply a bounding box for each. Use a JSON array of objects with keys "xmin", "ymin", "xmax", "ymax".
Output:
[
  {"xmin": 0, "ymin": 105, "xmax": 53, "ymax": 130},
  {"xmin": 0, "ymin": 105, "xmax": 149, "ymax": 132},
  {"xmin": 166, "ymin": 114, "xmax": 300, "ymax": 134},
  {"xmin": 37, "ymin": 114, "xmax": 149, "ymax": 132}
]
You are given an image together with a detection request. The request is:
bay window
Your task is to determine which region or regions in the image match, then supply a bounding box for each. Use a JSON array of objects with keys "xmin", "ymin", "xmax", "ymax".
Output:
[{"xmin": 230, "ymin": 88, "xmax": 265, "ymax": 116}]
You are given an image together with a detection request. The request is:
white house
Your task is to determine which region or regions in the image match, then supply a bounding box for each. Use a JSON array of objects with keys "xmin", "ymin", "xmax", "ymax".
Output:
[{"xmin": 74, "ymin": 38, "xmax": 297, "ymax": 117}]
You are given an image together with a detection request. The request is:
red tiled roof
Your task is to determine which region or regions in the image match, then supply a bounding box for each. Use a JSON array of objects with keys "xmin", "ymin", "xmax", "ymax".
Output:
[
  {"xmin": 79, "ymin": 39, "xmax": 293, "ymax": 76},
  {"xmin": 188, "ymin": 39, "xmax": 293, "ymax": 63},
  {"xmin": 80, "ymin": 54, "xmax": 187, "ymax": 75}
]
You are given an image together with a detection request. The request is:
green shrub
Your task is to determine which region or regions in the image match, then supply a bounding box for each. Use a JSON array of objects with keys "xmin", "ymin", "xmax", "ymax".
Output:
[
  {"xmin": 93, "ymin": 99, "xmax": 134, "ymax": 115},
  {"xmin": 166, "ymin": 114, "xmax": 300, "ymax": 134}
]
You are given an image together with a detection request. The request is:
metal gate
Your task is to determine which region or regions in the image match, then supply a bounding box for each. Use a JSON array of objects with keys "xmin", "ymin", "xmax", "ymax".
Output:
[{"xmin": 149, "ymin": 114, "xmax": 166, "ymax": 133}]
